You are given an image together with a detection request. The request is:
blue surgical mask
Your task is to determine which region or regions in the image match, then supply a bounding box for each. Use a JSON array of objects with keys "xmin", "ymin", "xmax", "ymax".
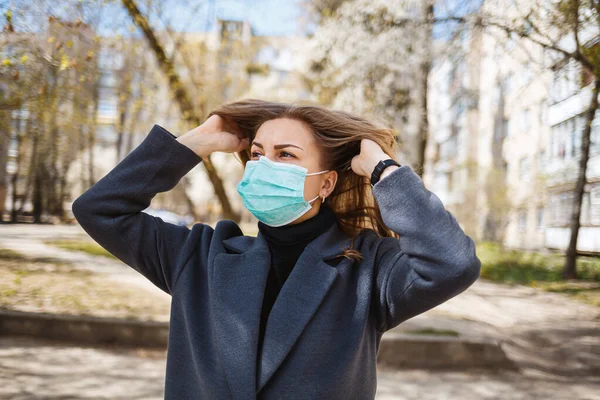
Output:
[{"xmin": 236, "ymin": 156, "xmax": 330, "ymax": 227}]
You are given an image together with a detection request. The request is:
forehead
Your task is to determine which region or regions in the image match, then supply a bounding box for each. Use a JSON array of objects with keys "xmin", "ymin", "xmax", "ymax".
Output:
[{"xmin": 254, "ymin": 118, "xmax": 314, "ymax": 147}]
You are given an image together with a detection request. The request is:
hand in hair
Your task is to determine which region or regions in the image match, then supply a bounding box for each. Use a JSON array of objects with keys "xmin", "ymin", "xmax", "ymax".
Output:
[
  {"xmin": 350, "ymin": 138, "xmax": 395, "ymax": 179},
  {"xmin": 176, "ymin": 115, "xmax": 249, "ymax": 158}
]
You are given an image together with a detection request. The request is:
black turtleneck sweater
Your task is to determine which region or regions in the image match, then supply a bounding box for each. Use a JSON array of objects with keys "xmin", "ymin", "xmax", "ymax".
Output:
[{"xmin": 256, "ymin": 204, "xmax": 338, "ymax": 357}]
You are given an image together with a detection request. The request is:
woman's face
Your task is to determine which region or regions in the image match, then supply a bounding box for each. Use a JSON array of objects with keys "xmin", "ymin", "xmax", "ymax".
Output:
[{"xmin": 249, "ymin": 117, "xmax": 338, "ymax": 225}]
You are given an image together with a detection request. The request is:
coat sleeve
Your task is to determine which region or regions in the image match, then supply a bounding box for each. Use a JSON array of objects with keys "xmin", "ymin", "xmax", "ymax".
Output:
[
  {"xmin": 371, "ymin": 165, "xmax": 481, "ymax": 333},
  {"xmin": 71, "ymin": 124, "xmax": 212, "ymax": 296}
]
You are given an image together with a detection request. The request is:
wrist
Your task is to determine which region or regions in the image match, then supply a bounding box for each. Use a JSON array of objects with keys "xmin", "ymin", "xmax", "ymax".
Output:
[
  {"xmin": 367, "ymin": 153, "xmax": 389, "ymax": 176},
  {"xmin": 176, "ymin": 129, "xmax": 214, "ymax": 158},
  {"xmin": 369, "ymin": 157, "xmax": 401, "ymax": 186},
  {"xmin": 379, "ymin": 165, "xmax": 400, "ymax": 181}
]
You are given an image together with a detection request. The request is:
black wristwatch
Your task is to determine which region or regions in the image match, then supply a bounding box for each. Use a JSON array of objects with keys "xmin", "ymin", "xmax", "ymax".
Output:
[{"xmin": 370, "ymin": 159, "xmax": 401, "ymax": 187}]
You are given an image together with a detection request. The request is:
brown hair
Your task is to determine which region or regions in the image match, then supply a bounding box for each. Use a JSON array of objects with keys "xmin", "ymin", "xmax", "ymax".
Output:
[{"xmin": 207, "ymin": 98, "xmax": 401, "ymax": 262}]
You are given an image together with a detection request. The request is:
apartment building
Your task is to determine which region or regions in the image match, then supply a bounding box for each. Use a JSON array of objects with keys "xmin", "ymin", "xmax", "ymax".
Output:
[
  {"xmin": 69, "ymin": 18, "xmax": 312, "ymax": 223},
  {"xmin": 427, "ymin": 27, "xmax": 483, "ymax": 240},
  {"xmin": 545, "ymin": 56, "xmax": 600, "ymax": 253},
  {"xmin": 428, "ymin": 1, "xmax": 600, "ymax": 253}
]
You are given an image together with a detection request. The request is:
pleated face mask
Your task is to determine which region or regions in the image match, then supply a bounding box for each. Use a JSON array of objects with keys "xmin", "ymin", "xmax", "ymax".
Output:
[{"xmin": 236, "ymin": 156, "xmax": 329, "ymax": 227}]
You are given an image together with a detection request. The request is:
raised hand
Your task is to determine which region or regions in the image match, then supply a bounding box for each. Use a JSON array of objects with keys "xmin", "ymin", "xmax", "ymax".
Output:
[
  {"xmin": 350, "ymin": 138, "xmax": 391, "ymax": 178},
  {"xmin": 176, "ymin": 115, "xmax": 249, "ymax": 158}
]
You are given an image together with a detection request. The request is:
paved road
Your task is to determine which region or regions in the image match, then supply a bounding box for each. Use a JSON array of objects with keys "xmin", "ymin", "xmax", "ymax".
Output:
[
  {"xmin": 1, "ymin": 224, "xmax": 600, "ymax": 398},
  {"xmin": 1, "ymin": 337, "xmax": 599, "ymax": 400}
]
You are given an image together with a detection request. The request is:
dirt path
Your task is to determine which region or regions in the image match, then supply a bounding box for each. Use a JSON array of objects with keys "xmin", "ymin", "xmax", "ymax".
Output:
[
  {"xmin": 422, "ymin": 279, "xmax": 600, "ymax": 378},
  {"xmin": 1, "ymin": 224, "xmax": 599, "ymax": 384}
]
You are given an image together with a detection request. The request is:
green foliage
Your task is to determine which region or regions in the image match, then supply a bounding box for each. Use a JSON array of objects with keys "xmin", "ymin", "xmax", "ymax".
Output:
[
  {"xmin": 0, "ymin": 248, "xmax": 25, "ymax": 261},
  {"xmin": 477, "ymin": 241, "xmax": 600, "ymax": 284},
  {"xmin": 404, "ymin": 328, "xmax": 460, "ymax": 336},
  {"xmin": 245, "ymin": 62, "xmax": 270, "ymax": 75},
  {"xmin": 44, "ymin": 239, "xmax": 116, "ymax": 259}
]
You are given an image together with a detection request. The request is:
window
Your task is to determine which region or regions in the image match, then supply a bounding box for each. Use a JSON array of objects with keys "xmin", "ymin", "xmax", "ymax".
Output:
[
  {"xmin": 591, "ymin": 186, "xmax": 600, "ymax": 225},
  {"xmin": 98, "ymin": 87, "xmax": 118, "ymax": 118},
  {"xmin": 551, "ymin": 60, "xmax": 580, "ymax": 103},
  {"xmin": 592, "ymin": 116, "xmax": 600, "ymax": 156},
  {"xmin": 504, "ymin": 117, "xmax": 511, "ymax": 137},
  {"xmin": 537, "ymin": 149, "xmax": 546, "ymax": 170},
  {"xmin": 98, "ymin": 71, "xmax": 116, "ymax": 88},
  {"xmin": 570, "ymin": 117, "xmax": 581, "ymax": 159},
  {"xmin": 520, "ymin": 108, "xmax": 531, "ymax": 133},
  {"xmin": 518, "ymin": 209, "xmax": 527, "ymax": 232},
  {"xmin": 540, "ymin": 100, "xmax": 548, "ymax": 125},
  {"xmin": 519, "ymin": 156, "xmax": 530, "ymax": 182},
  {"xmin": 492, "ymin": 83, "xmax": 502, "ymax": 107},
  {"xmin": 550, "ymin": 115, "xmax": 583, "ymax": 159},
  {"xmin": 503, "ymin": 73, "xmax": 513, "ymax": 96},
  {"xmin": 537, "ymin": 206, "xmax": 544, "ymax": 229},
  {"xmin": 582, "ymin": 192, "xmax": 591, "ymax": 224},
  {"xmin": 493, "ymin": 119, "xmax": 504, "ymax": 142},
  {"xmin": 550, "ymin": 191, "xmax": 575, "ymax": 226}
]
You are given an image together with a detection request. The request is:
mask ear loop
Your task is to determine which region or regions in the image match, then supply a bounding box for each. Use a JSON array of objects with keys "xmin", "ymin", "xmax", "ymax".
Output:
[
  {"xmin": 306, "ymin": 170, "xmax": 329, "ymax": 204},
  {"xmin": 306, "ymin": 169, "xmax": 330, "ymax": 176}
]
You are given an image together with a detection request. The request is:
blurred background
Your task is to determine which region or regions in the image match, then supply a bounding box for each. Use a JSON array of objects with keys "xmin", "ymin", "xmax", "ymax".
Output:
[{"xmin": 1, "ymin": 0, "xmax": 600, "ymax": 399}]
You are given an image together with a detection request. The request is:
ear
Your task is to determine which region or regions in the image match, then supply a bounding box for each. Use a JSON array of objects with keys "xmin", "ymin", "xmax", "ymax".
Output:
[{"xmin": 321, "ymin": 170, "xmax": 338, "ymax": 198}]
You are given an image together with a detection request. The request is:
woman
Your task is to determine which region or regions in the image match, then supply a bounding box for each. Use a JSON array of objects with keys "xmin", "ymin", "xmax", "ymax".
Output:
[{"xmin": 72, "ymin": 98, "xmax": 481, "ymax": 400}]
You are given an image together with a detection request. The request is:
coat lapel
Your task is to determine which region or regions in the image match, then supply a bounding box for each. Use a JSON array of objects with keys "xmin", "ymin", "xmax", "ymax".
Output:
[
  {"xmin": 211, "ymin": 220, "xmax": 354, "ymax": 398},
  {"xmin": 210, "ymin": 230, "xmax": 271, "ymax": 400},
  {"xmin": 256, "ymin": 249, "xmax": 341, "ymax": 393}
]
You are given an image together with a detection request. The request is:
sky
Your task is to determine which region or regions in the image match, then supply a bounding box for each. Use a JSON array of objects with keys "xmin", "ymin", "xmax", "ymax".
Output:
[
  {"xmin": 2, "ymin": 0, "xmax": 480, "ymax": 39},
  {"xmin": 1, "ymin": 0, "xmax": 309, "ymax": 37},
  {"xmin": 146, "ymin": 0, "xmax": 308, "ymax": 37},
  {"xmin": 210, "ymin": 0, "xmax": 307, "ymax": 36}
]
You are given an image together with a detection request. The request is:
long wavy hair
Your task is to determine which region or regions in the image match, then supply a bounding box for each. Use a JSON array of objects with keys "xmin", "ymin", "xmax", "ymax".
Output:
[{"xmin": 207, "ymin": 98, "xmax": 401, "ymax": 262}]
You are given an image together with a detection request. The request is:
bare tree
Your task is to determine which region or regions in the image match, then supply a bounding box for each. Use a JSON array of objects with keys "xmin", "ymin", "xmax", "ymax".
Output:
[
  {"xmin": 456, "ymin": 1, "xmax": 600, "ymax": 279},
  {"xmin": 121, "ymin": 0, "xmax": 240, "ymax": 222}
]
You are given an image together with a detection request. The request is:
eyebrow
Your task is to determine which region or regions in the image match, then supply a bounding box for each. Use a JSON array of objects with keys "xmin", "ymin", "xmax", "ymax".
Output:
[{"xmin": 252, "ymin": 141, "xmax": 304, "ymax": 151}]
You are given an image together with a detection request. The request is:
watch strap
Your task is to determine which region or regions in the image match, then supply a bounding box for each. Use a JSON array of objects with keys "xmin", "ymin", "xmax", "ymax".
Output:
[{"xmin": 370, "ymin": 159, "xmax": 401, "ymax": 187}]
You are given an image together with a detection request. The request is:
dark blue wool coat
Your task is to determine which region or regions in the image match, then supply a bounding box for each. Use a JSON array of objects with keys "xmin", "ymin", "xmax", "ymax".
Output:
[{"xmin": 72, "ymin": 124, "xmax": 481, "ymax": 399}]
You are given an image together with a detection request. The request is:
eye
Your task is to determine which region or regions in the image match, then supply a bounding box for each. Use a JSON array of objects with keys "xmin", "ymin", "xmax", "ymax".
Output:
[{"xmin": 250, "ymin": 151, "xmax": 294, "ymax": 159}]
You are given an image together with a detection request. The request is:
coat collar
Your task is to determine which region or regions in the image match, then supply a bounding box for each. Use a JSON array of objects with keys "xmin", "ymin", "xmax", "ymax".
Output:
[{"xmin": 210, "ymin": 220, "xmax": 354, "ymax": 398}]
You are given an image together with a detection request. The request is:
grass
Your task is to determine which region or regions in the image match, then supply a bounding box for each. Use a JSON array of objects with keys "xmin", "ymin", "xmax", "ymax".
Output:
[
  {"xmin": 477, "ymin": 241, "xmax": 600, "ymax": 307},
  {"xmin": 0, "ymin": 248, "xmax": 68, "ymax": 265},
  {"xmin": 404, "ymin": 328, "xmax": 460, "ymax": 337},
  {"xmin": 44, "ymin": 239, "xmax": 116, "ymax": 259},
  {"xmin": 477, "ymin": 241, "xmax": 600, "ymax": 283},
  {"xmin": 0, "ymin": 249, "xmax": 169, "ymax": 321}
]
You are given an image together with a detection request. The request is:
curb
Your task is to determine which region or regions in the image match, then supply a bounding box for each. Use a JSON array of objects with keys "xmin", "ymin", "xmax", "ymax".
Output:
[
  {"xmin": 0, "ymin": 309, "xmax": 168, "ymax": 348},
  {"xmin": 0, "ymin": 309, "xmax": 517, "ymax": 370},
  {"xmin": 377, "ymin": 332, "xmax": 519, "ymax": 371}
]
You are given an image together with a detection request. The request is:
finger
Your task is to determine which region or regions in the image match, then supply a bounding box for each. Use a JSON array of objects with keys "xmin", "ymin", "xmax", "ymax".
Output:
[
  {"xmin": 350, "ymin": 155, "xmax": 359, "ymax": 173},
  {"xmin": 236, "ymin": 137, "xmax": 250, "ymax": 152},
  {"xmin": 226, "ymin": 120, "xmax": 243, "ymax": 137}
]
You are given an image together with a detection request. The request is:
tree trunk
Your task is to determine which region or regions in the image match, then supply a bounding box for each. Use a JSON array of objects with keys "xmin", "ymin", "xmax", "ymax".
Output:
[
  {"xmin": 20, "ymin": 115, "xmax": 40, "ymax": 215},
  {"xmin": 88, "ymin": 80, "xmax": 99, "ymax": 188},
  {"xmin": 416, "ymin": 2, "xmax": 434, "ymax": 178},
  {"xmin": 116, "ymin": 105, "xmax": 127, "ymax": 163},
  {"xmin": 121, "ymin": 0, "xmax": 239, "ymax": 222},
  {"xmin": 11, "ymin": 113, "xmax": 26, "ymax": 223},
  {"xmin": 0, "ymin": 108, "xmax": 11, "ymax": 222},
  {"xmin": 564, "ymin": 78, "xmax": 600, "ymax": 279}
]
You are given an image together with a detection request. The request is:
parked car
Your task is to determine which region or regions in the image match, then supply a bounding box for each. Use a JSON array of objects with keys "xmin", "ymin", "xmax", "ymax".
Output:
[{"xmin": 142, "ymin": 207, "xmax": 191, "ymax": 227}]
